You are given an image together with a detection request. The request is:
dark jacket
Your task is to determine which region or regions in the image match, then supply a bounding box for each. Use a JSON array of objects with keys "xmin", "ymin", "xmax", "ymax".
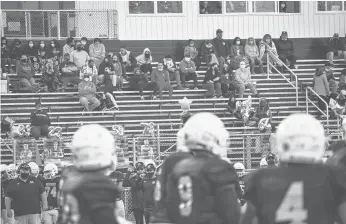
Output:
[
  {"xmin": 140, "ymin": 175, "xmax": 156, "ymax": 209},
  {"xmin": 204, "ymin": 67, "xmax": 221, "ymax": 83},
  {"xmin": 16, "ymin": 61, "xmax": 35, "ymax": 80},
  {"xmin": 30, "ymin": 110, "xmax": 51, "ymax": 126},
  {"xmin": 276, "ymin": 38, "xmax": 295, "ymax": 56},
  {"xmin": 116, "ymin": 51, "xmax": 137, "ymax": 66},
  {"xmin": 212, "ymin": 37, "xmax": 230, "ymax": 58},
  {"xmin": 122, "ymin": 171, "xmax": 144, "ymax": 210},
  {"xmin": 11, "ymin": 46, "xmax": 23, "ymax": 60},
  {"xmin": 328, "ymin": 37, "xmax": 345, "ymax": 53},
  {"xmin": 24, "ymin": 44, "xmax": 38, "ymax": 57}
]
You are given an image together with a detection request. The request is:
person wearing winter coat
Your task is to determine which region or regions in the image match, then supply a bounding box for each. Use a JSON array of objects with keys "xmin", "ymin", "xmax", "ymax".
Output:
[
  {"xmin": 259, "ymin": 34, "xmax": 283, "ymax": 73},
  {"xmin": 229, "ymin": 37, "xmax": 249, "ymax": 70},
  {"xmin": 201, "ymin": 40, "xmax": 218, "ymax": 65},
  {"xmin": 326, "ymin": 33, "xmax": 346, "ymax": 65},
  {"xmin": 78, "ymin": 74, "xmax": 100, "ymax": 112},
  {"xmin": 245, "ymin": 37, "xmax": 265, "ymax": 75},
  {"xmin": 10, "ymin": 39, "xmax": 24, "ymax": 62},
  {"xmin": 324, "ymin": 62, "xmax": 338, "ymax": 97},
  {"xmin": 163, "ymin": 55, "xmax": 183, "ymax": 89},
  {"xmin": 16, "ymin": 54, "xmax": 39, "ymax": 92},
  {"xmin": 24, "ymin": 40, "xmax": 38, "ymax": 58},
  {"xmin": 41, "ymin": 58, "xmax": 61, "ymax": 92},
  {"xmin": 140, "ymin": 163, "xmax": 156, "ymax": 224},
  {"xmin": 184, "ymin": 39, "xmax": 200, "ymax": 68},
  {"xmin": 203, "ymin": 63, "xmax": 222, "ymax": 98},
  {"xmin": 234, "ymin": 60, "xmax": 258, "ymax": 98},
  {"xmin": 117, "ymin": 46, "xmax": 137, "ymax": 78},
  {"xmin": 179, "ymin": 54, "xmax": 198, "ymax": 89},
  {"xmin": 46, "ymin": 39, "xmax": 61, "ymax": 62},
  {"xmin": 130, "ymin": 67, "xmax": 158, "ymax": 100},
  {"xmin": 220, "ymin": 63, "xmax": 236, "ymax": 97},
  {"xmin": 276, "ymin": 31, "xmax": 297, "ymax": 69},
  {"xmin": 212, "ymin": 29, "xmax": 230, "ymax": 66},
  {"xmin": 88, "ymin": 38, "xmax": 106, "ymax": 69},
  {"xmin": 312, "ymin": 67, "xmax": 331, "ymax": 117},
  {"xmin": 62, "ymin": 37, "xmax": 75, "ymax": 57},
  {"xmin": 150, "ymin": 62, "xmax": 173, "ymax": 99},
  {"xmin": 136, "ymin": 48, "xmax": 153, "ymax": 74}
]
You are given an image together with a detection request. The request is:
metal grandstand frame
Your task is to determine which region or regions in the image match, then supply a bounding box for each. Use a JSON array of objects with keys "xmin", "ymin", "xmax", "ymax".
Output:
[{"xmin": 306, "ymin": 86, "xmax": 329, "ymax": 132}]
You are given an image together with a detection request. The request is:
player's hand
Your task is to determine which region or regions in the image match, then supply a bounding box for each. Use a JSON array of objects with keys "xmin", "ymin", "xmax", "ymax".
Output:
[{"xmin": 6, "ymin": 209, "xmax": 12, "ymax": 218}]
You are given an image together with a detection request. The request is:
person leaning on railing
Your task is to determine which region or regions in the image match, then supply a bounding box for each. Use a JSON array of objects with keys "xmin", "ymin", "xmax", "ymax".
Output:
[{"xmin": 312, "ymin": 67, "xmax": 331, "ymax": 118}]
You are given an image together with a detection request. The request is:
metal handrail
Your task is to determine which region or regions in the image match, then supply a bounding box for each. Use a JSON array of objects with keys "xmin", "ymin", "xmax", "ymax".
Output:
[
  {"xmin": 306, "ymin": 86, "xmax": 329, "ymax": 131},
  {"xmin": 266, "ymin": 50, "xmax": 299, "ymax": 106}
]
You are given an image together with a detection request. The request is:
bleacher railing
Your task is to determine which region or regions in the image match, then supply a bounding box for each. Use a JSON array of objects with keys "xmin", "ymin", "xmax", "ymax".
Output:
[
  {"xmin": 1, "ymin": 9, "xmax": 118, "ymax": 39},
  {"xmin": 306, "ymin": 86, "xmax": 329, "ymax": 132},
  {"xmin": 266, "ymin": 50, "xmax": 299, "ymax": 106}
]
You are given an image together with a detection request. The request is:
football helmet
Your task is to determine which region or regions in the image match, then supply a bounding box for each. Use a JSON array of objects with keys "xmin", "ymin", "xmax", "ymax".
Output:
[
  {"xmin": 7, "ymin": 164, "xmax": 17, "ymax": 179},
  {"xmin": 177, "ymin": 112, "xmax": 229, "ymax": 157},
  {"xmin": 233, "ymin": 162, "xmax": 245, "ymax": 171},
  {"xmin": 28, "ymin": 162, "xmax": 40, "ymax": 177},
  {"xmin": 260, "ymin": 157, "xmax": 268, "ymax": 168},
  {"xmin": 71, "ymin": 124, "xmax": 117, "ymax": 171},
  {"xmin": 276, "ymin": 114, "xmax": 325, "ymax": 163},
  {"xmin": 1, "ymin": 164, "xmax": 8, "ymax": 179},
  {"xmin": 43, "ymin": 163, "xmax": 58, "ymax": 179}
]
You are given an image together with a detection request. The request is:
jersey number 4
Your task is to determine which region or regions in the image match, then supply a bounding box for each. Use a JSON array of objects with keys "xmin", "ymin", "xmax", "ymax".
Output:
[
  {"xmin": 178, "ymin": 175, "xmax": 193, "ymax": 217},
  {"xmin": 275, "ymin": 181, "xmax": 307, "ymax": 224},
  {"xmin": 45, "ymin": 186, "xmax": 57, "ymax": 198}
]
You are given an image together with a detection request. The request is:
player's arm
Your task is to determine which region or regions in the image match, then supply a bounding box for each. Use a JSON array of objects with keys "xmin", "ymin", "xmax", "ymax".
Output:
[
  {"xmin": 38, "ymin": 180, "xmax": 48, "ymax": 211},
  {"xmin": 239, "ymin": 171, "xmax": 258, "ymax": 224}
]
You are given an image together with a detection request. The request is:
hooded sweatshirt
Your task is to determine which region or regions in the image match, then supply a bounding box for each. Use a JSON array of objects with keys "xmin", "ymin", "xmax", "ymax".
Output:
[
  {"xmin": 245, "ymin": 38, "xmax": 260, "ymax": 58},
  {"xmin": 136, "ymin": 48, "xmax": 153, "ymax": 65},
  {"xmin": 276, "ymin": 36, "xmax": 294, "ymax": 56},
  {"xmin": 151, "ymin": 68, "xmax": 170, "ymax": 88},
  {"xmin": 78, "ymin": 80, "xmax": 97, "ymax": 98},
  {"xmin": 179, "ymin": 58, "xmax": 196, "ymax": 73}
]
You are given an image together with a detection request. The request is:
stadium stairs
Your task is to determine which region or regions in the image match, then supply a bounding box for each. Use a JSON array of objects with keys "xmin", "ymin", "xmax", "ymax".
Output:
[{"xmin": 1, "ymin": 59, "xmax": 345, "ymax": 166}]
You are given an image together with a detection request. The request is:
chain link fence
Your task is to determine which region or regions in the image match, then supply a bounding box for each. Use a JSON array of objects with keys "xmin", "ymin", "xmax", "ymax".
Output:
[{"xmin": 1, "ymin": 10, "xmax": 118, "ymax": 39}]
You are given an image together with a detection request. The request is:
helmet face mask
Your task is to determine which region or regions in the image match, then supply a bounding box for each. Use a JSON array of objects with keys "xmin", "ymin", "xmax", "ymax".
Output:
[
  {"xmin": 43, "ymin": 163, "xmax": 58, "ymax": 179},
  {"xmin": 28, "ymin": 162, "xmax": 39, "ymax": 177}
]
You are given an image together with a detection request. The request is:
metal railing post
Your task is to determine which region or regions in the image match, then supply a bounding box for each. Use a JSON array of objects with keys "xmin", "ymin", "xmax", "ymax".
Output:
[
  {"xmin": 57, "ymin": 11, "xmax": 61, "ymax": 40},
  {"xmin": 25, "ymin": 11, "xmax": 30, "ymax": 39},
  {"xmin": 266, "ymin": 53, "xmax": 270, "ymax": 79},
  {"xmin": 306, "ymin": 87, "xmax": 329, "ymax": 132}
]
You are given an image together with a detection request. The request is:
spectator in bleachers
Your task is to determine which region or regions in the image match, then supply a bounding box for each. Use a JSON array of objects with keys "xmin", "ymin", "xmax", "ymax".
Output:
[
  {"xmin": 313, "ymin": 67, "xmax": 330, "ymax": 117},
  {"xmin": 16, "ymin": 53, "xmax": 39, "ymax": 92},
  {"xmin": 220, "ymin": 63, "xmax": 236, "ymax": 97},
  {"xmin": 259, "ymin": 34, "xmax": 282, "ymax": 72},
  {"xmin": 31, "ymin": 56, "xmax": 42, "ymax": 74},
  {"xmin": 80, "ymin": 37, "xmax": 89, "ymax": 54},
  {"xmin": 46, "ymin": 39, "xmax": 61, "ymax": 63},
  {"xmin": 111, "ymin": 54, "xmax": 123, "ymax": 90},
  {"xmin": 151, "ymin": 62, "xmax": 173, "ymax": 99},
  {"xmin": 10, "ymin": 39, "xmax": 23, "ymax": 63},
  {"xmin": 212, "ymin": 29, "xmax": 230, "ymax": 66},
  {"xmin": 59, "ymin": 53, "xmax": 80, "ymax": 91},
  {"xmin": 62, "ymin": 37, "xmax": 75, "ymax": 57},
  {"xmin": 324, "ymin": 62, "xmax": 338, "ymax": 97},
  {"xmin": 163, "ymin": 55, "xmax": 183, "ymax": 90},
  {"xmin": 130, "ymin": 67, "xmax": 158, "ymax": 100},
  {"xmin": 25, "ymin": 40, "xmax": 38, "ymax": 58},
  {"xmin": 338, "ymin": 69, "xmax": 346, "ymax": 90},
  {"xmin": 201, "ymin": 40, "xmax": 218, "ymax": 65},
  {"xmin": 89, "ymin": 38, "xmax": 105, "ymax": 69},
  {"xmin": 37, "ymin": 40, "xmax": 47, "ymax": 62},
  {"xmin": 179, "ymin": 53, "xmax": 198, "ymax": 89},
  {"xmin": 30, "ymin": 100, "xmax": 51, "ymax": 140},
  {"xmin": 41, "ymin": 59, "xmax": 61, "ymax": 92},
  {"xmin": 327, "ymin": 33, "xmax": 346, "ymax": 65},
  {"xmin": 234, "ymin": 60, "xmax": 258, "ymax": 98},
  {"xmin": 276, "ymin": 31, "xmax": 297, "ymax": 70},
  {"xmin": 98, "ymin": 55, "xmax": 112, "ymax": 83},
  {"xmin": 117, "ymin": 46, "xmax": 137, "ymax": 79},
  {"xmin": 70, "ymin": 41, "xmax": 90, "ymax": 69},
  {"xmin": 203, "ymin": 63, "xmax": 222, "ymax": 98},
  {"xmin": 137, "ymin": 48, "xmax": 153, "ymax": 75},
  {"xmin": 102, "ymin": 66, "xmax": 120, "ymax": 110},
  {"xmin": 230, "ymin": 37, "xmax": 248, "ymax": 70},
  {"xmin": 1, "ymin": 37, "xmax": 13, "ymax": 73},
  {"xmin": 184, "ymin": 39, "xmax": 200, "ymax": 68},
  {"xmin": 80, "ymin": 59, "xmax": 98, "ymax": 85},
  {"xmin": 245, "ymin": 37, "xmax": 265, "ymax": 75},
  {"xmin": 78, "ymin": 74, "xmax": 100, "ymax": 113}
]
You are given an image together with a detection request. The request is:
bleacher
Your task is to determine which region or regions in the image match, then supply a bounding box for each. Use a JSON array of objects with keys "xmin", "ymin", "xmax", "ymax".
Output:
[{"xmin": 1, "ymin": 58, "xmax": 345, "ymax": 166}]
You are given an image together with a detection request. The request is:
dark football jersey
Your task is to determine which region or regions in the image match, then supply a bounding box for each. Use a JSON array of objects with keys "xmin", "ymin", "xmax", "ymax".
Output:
[
  {"xmin": 43, "ymin": 177, "xmax": 60, "ymax": 208},
  {"xmin": 1, "ymin": 179, "xmax": 10, "ymax": 210},
  {"xmin": 244, "ymin": 163, "xmax": 346, "ymax": 224}
]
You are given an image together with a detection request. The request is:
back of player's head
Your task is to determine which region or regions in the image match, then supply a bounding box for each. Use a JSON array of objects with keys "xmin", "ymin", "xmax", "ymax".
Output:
[
  {"xmin": 233, "ymin": 162, "xmax": 245, "ymax": 171},
  {"xmin": 177, "ymin": 112, "xmax": 229, "ymax": 157},
  {"xmin": 71, "ymin": 124, "xmax": 117, "ymax": 171},
  {"xmin": 276, "ymin": 113, "xmax": 325, "ymax": 163}
]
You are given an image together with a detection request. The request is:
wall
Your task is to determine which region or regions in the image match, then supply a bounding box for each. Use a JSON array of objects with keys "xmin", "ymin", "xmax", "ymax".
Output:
[{"xmin": 114, "ymin": 1, "xmax": 346, "ymax": 40}]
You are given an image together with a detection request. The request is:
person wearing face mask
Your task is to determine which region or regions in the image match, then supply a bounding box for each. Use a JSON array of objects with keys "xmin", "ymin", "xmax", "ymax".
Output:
[
  {"xmin": 63, "ymin": 37, "xmax": 75, "ymax": 57},
  {"xmin": 230, "ymin": 37, "xmax": 249, "ymax": 70},
  {"xmin": 140, "ymin": 163, "xmax": 156, "ymax": 224},
  {"xmin": 78, "ymin": 74, "xmax": 100, "ymax": 113},
  {"xmin": 30, "ymin": 100, "xmax": 51, "ymax": 140},
  {"xmin": 59, "ymin": 53, "xmax": 80, "ymax": 91},
  {"xmin": 111, "ymin": 55, "xmax": 124, "ymax": 90},
  {"xmin": 327, "ymin": 33, "xmax": 346, "ymax": 66},
  {"xmin": 184, "ymin": 39, "xmax": 200, "ymax": 68},
  {"xmin": 163, "ymin": 55, "xmax": 183, "ymax": 90},
  {"xmin": 25, "ymin": 40, "xmax": 38, "ymax": 58},
  {"xmin": 89, "ymin": 38, "xmax": 105, "ymax": 69},
  {"xmin": 41, "ymin": 58, "xmax": 61, "ymax": 92},
  {"xmin": 203, "ymin": 63, "xmax": 222, "ymax": 98},
  {"xmin": 5, "ymin": 163, "xmax": 48, "ymax": 224},
  {"xmin": 130, "ymin": 67, "xmax": 158, "ymax": 100},
  {"xmin": 16, "ymin": 53, "xmax": 39, "ymax": 92},
  {"xmin": 136, "ymin": 48, "xmax": 153, "ymax": 75},
  {"xmin": 80, "ymin": 37, "xmax": 89, "ymax": 53},
  {"xmin": 70, "ymin": 41, "xmax": 90, "ymax": 69},
  {"xmin": 201, "ymin": 40, "xmax": 218, "ymax": 65},
  {"xmin": 212, "ymin": 29, "xmax": 230, "ymax": 67},
  {"xmin": 10, "ymin": 39, "xmax": 24, "ymax": 62},
  {"xmin": 117, "ymin": 46, "xmax": 137, "ymax": 79},
  {"xmin": 37, "ymin": 40, "xmax": 47, "ymax": 63},
  {"xmin": 179, "ymin": 54, "xmax": 199, "ymax": 89},
  {"xmin": 46, "ymin": 39, "xmax": 61, "ymax": 61},
  {"xmin": 234, "ymin": 60, "xmax": 258, "ymax": 98},
  {"xmin": 245, "ymin": 37, "xmax": 265, "ymax": 75},
  {"xmin": 151, "ymin": 62, "xmax": 173, "ymax": 100},
  {"xmin": 1, "ymin": 37, "xmax": 14, "ymax": 74},
  {"xmin": 81, "ymin": 59, "xmax": 98, "ymax": 85},
  {"xmin": 276, "ymin": 31, "xmax": 297, "ymax": 70}
]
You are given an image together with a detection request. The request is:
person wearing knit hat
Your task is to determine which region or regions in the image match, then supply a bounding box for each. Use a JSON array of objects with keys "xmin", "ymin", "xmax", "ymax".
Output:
[
  {"xmin": 30, "ymin": 99, "xmax": 51, "ymax": 140},
  {"xmin": 276, "ymin": 31, "xmax": 297, "ymax": 70},
  {"xmin": 326, "ymin": 32, "xmax": 346, "ymax": 66}
]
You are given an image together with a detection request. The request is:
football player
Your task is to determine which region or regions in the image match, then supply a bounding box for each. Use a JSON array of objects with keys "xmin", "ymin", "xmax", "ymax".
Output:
[
  {"xmin": 42, "ymin": 163, "xmax": 60, "ymax": 224},
  {"xmin": 155, "ymin": 112, "xmax": 240, "ymax": 224},
  {"xmin": 1, "ymin": 164, "xmax": 14, "ymax": 224},
  {"xmin": 28, "ymin": 162, "xmax": 45, "ymax": 184},
  {"xmin": 6, "ymin": 164, "xmax": 17, "ymax": 180},
  {"xmin": 59, "ymin": 124, "xmax": 130, "ymax": 224},
  {"xmin": 240, "ymin": 113, "xmax": 346, "ymax": 224},
  {"xmin": 142, "ymin": 162, "xmax": 157, "ymax": 224}
]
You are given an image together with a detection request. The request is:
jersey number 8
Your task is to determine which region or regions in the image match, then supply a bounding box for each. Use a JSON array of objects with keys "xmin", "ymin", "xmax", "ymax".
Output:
[
  {"xmin": 275, "ymin": 181, "xmax": 307, "ymax": 224},
  {"xmin": 177, "ymin": 175, "xmax": 193, "ymax": 217}
]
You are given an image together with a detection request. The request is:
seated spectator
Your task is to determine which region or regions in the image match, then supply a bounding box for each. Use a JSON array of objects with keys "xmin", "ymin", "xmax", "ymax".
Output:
[
  {"xmin": 130, "ymin": 67, "xmax": 158, "ymax": 100},
  {"xmin": 151, "ymin": 62, "xmax": 173, "ymax": 99},
  {"xmin": 201, "ymin": 40, "xmax": 218, "ymax": 65},
  {"xmin": 234, "ymin": 60, "xmax": 258, "ymax": 98},
  {"xmin": 229, "ymin": 37, "xmax": 249, "ymax": 70},
  {"xmin": 212, "ymin": 29, "xmax": 229, "ymax": 66},
  {"xmin": 203, "ymin": 63, "xmax": 222, "ymax": 98},
  {"xmin": 46, "ymin": 39, "xmax": 61, "ymax": 63},
  {"xmin": 276, "ymin": 31, "xmax": 297, "ymax": 70},
  {"xmin": 80, "ymin": 59, "xmax": 98, "ymax": 84},
  {"xmin": 338, "ymin": 69, "xmax": 346, "ymax": 90},
  {"xmin": 111, "ymin": 55, "xmax": 123, "ymax": 90},
  {"xmin": 163, "ymin": 55, "xmax": 183, "ymax": 90},
  {"xmin": 10, "ymin": 39, "xmax": 23, "ymax": 64},
  {"xmin": 16, "ymin": 54, "xmax": 39, "ymax": 92},
  {"xmin": 98, "ymin": 55, "xmax": 112, "ymax": 83},
  {"xmin": 102, "ymin": 66, "xmax": 119, "ymax": 110},
  {"xmin": 41, "ymin": 59, "xmax": 61, "ymax": 92},
  {"xmin": 59, "ymin": 53, "xmax": 80, "ymax": 91},
  {"xmin": 136, "ymin": 48, "xmax": 153, "ymax": 74},
  {"xmin": 327, "ymin": 33, "xmax": 346, "ymax": 65},
  {"xmin": 81, "ymin": 37, "xmax": 89, "ymax": 54},
  {"xmin": 70, "ymin": 41, "xmax": 90, "ymax": 69},
  {"xmin": 184, "ymin": 39, "xmax": 200, "ymax": 68},
  {"xmin": 245, "ymin": 37, "xmax": 265, "ymax": 75},
  {"xmin": 25, "ymin": 40, "xmax": 38, "ymax": 58},
  {"xmin": 259, "ymin": 34, "xmax": 282, "ymax": 72},
  {"xmin": 117, "ymin": 46, "xmax": 137, "ymax": 79},
  {"xmin": 324, "ymin": 62, "xmax": 338, "ymax": 97},
  {"xmin": 89, "ymin": 38, "xmax": 105, "ymax": 69},
  {"xmin": 227, "ymin": 93, "xmax": 242, "ymax": 119},
  {"xmin": 30, "ymin": 100, "xmax": 51, "ymax": 140},
  {"xmin": 253, "ymin": 98, "xmax": 272, "ymax": 127},
  {"xmin": 30, "ymin": 56, "xmax": 42, "ymax": 74},
  {"xmin": 312, "ymin": 67, "xmax": 330, "ymax": 117},
  {"xmin": 78, "ymin": 74, "xmax": 100, "ymax": 112},
  {"xmin": 1, "ymin": 37, "xmax": 13, "ymax": 73},
  {"xmin": 37, "ymin": 40, "xmax": 48, "ymax": 64},
  {"xmin": 63, "ymin": 37, "xmax": 75, "ymax": 57},
  {"xmin": 179, "ymin": 54, "xmax": 198, "ymax": 89},
  {"xmin": 220, "ymin": 63, "xmax": 236, "ymax": 97}
]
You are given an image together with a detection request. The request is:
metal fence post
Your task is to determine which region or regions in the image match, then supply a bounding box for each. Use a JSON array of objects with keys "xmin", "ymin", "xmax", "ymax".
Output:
[
  {"xmin": 132, "ymin": 138, "xmax": 136, "ymax": 165},
  {"xmin": 57, "ymin": 11, "xmax": 61, "ymax": 40}
]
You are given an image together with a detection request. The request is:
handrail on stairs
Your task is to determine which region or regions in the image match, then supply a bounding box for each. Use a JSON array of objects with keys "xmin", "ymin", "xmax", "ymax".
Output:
[
  {"xmin": 266, "ymin": 50, "xmax": 299, "ymax": 106},
  {"xmin": 306, "ymin": 86, "xmax": 329, "ymax": 132}
]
